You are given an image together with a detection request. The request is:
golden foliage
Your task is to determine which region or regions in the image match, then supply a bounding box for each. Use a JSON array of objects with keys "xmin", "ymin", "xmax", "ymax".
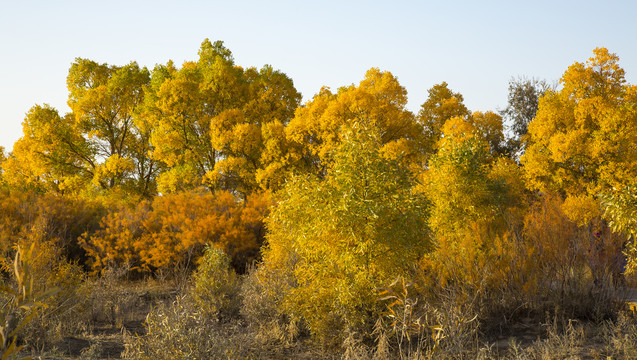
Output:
[
  {"xmin": 522, "ymin": 48, "xmax": 637, "ymax": 217},
  {"xmin": 148, "ymin": 39, "xmax": 301, "ymax": 194},
  {"xmin": 261, "ymin": 123, "xmax": 430, "ymax": 344},
  {"xmin": 286, "ymin": 68, "xmax": 425, "ymax": 175},
  {"xmin": 420, "ymin": 121, "xmax": 525, "ymax": 291},
  {"xmin": 81, "ymin": 190, "xmax": 272, "ymax": 274}
]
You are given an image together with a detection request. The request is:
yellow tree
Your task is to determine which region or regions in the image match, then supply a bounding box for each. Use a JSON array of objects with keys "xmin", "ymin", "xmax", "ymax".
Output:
[
  {"xmin": 209, "ymin": 65, "xmax": 301, "ymax": 195},
  {"xmin": 149, "ymin": 39, "xmax": 301, "ymax": 194},
  {"xmin": 421, "ymin": 117, "xmax": 525, "ymax": 289},
  {"xmin": 5, "ymin": 59, "xmax": 158, "ymax": 198},
  {"xmin": 3, "ymin": 105, "xmax": 93, "ymax": 193},
  {"xmin": 286, "ymin": 68, "xmax": 425, "ymax": 177},
  {"xmin": 261, "ymin": 122, "xmax": 430, "ymax": 344},
  {"xmin": 522, "ymin": 48, "xmax": 637, "ymax": 225},
  {"xmin": 418, "ymin": 82, "xmax": 471, "ymax": 156},
  {"xmin": 470, "ymin": 110, "xmax": 506, "ymax": 156},
  {"xmin": 521, "ymin": 48, "xmax": 636, "ymax": 282}
]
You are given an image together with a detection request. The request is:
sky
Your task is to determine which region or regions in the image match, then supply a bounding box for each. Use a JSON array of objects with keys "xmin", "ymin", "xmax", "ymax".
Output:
[{"xmin": 1, "ymin": 0, "xmax": 636, "ymax": 152}]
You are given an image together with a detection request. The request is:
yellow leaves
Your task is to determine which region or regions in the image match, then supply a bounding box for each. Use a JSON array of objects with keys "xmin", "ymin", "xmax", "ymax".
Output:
[
  {"xmin": 378, "ymin": 138, "xmax": 413, "ymax": 162},
  {"xmin": 156, "ymin": 164, "xmax": 201, "ymax": 194},
  {"xmin": 147, "ymin": 41, "xmax": 300, "ymax": 195},
  {"xmin": 561, "ymin": 47, "xmax": 625, "ymax": 100},
  {"xmin": 470, "ymin": 111, "xmax": 505, "ymax": 155},
  {"xmin": 562, "ymin": 194, "xmax": 601, "ymax": 226},
  {"xmin": 92, "ymin": 155, "xmax": 135, "ymax": 188},
  {"xmin": 440, "ymin": 116, "xmax": 476, "ymax": 145},
  {"xmin": 522, "ymin": 47, "xmax": 637, "ymax": 205},
  {"xmin": 260, "ymin": 123, "xmax": 429, "ymax": 342},
  {"xmin": 285, "ymin": 68, "xmax": 423, "ymax": 175}
]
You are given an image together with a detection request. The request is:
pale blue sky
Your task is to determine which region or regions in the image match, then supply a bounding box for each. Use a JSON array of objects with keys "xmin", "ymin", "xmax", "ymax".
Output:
[{"xmin": 1, "ymin": 0, "xmax": 636, "ymax": 151}]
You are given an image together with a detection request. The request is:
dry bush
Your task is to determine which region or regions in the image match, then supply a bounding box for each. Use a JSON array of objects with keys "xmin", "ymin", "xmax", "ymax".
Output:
[
  {"xmin": 83, "ymin": 265, "xmax": 151, "ymax": 328},
  {"xmin": 240, "ymin": 263, "xmax": 306, "ymax": 348},
  {"xmin": 522, "ymin": 194, "xmax": 623, "ymax": 320},
  {"xmin": 123, "ymin": 246, "xmax": 257, "ymax": 359},
  {"xmin": 602, "ymin": 314, "xmax": 637, "ymax": 358},
  {"xmin": 0, "ymin": 239, "xmax": 89, "ymax": 354},
  {"xmin": 0, "ymin": 189, "xmax": 104, "ymax": 270},
  {"xmin": 123, "ymin": 295, "xmax": 254, "ymax": 359},
  {"xmin": 0, "ymin": 244, "xmax": 59, "ymax": 359}
]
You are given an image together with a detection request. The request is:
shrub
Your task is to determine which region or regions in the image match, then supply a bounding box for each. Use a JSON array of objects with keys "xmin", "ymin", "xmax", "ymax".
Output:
[
  {"xmin": 0, "ymin": 244, "xmax": 59, "ymax": 359},
  {"xmin": 81, "ymin": 190, "xmax": 272, "ymax": 275},
  {"xmin": 261, "ymin": 123, "xmax": 430, "ymax": 346},
  {"xmin": 192, "ymin": 246, "xmax": 241, "ymax": 320},
  {"xmin": 122, "ymin": 295, "xmax": 254, "ymax": 360}
]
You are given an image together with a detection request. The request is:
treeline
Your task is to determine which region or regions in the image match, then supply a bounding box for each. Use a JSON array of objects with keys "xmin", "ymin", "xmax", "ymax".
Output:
[{"xmin": 0, "ymin": 41, "xmax": 636, "ymax": 357}]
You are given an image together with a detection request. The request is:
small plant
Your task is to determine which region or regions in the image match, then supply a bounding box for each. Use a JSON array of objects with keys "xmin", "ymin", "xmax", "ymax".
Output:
[
  {"xmin": 378, "ymin": 277, "xmax": 428, "ymax": 358},
  {"xmin": 0, "ymin": 244, "xmax": 58, "ymax": 359},
  {"xmin": 192, "ymin": 245, "xmax": 241, "ymax": 320}
]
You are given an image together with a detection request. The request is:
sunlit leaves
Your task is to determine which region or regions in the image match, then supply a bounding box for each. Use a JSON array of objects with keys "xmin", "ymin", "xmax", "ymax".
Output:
[
  {"xmin": 80, "ymin": 190, "xmax": 271, "ymax": 274},
  {"xmin": 286, "ymin": 68, "xmax": 425, "ymax": 177},
  {"xmin": 262, "ymin": 122, "xmax": 430, "ymax": 342},
  {"xmin": 149, "ymin": 39, "xmax": 301, "ymax": 195},
  {"xmin": 418, "ymin": 82, "xmax": 470, "ymax": 155},
  {"xmin": 522, "ymin": 48, "xmax": 637, "ymax": 226}
]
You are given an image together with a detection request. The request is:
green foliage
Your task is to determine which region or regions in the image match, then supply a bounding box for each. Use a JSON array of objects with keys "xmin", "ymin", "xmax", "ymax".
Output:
[{"xmin": 262, "ymin": 122, "xmax": 430, "ymax": 345}]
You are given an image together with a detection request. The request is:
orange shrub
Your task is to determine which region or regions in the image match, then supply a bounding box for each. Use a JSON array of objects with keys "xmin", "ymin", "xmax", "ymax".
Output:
[
  {"xmin": 0, "ymin": 189, "xmax": 103, "ymax": 270},
  {"xmin": 81, "ymin": 190, "xmax": 272, "ymax": 274}
]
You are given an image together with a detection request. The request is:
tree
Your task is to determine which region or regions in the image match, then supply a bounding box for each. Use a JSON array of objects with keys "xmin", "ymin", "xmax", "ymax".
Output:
[
  {"xmin": 67, "ymin": 58, "xmax": 158, "ymax": 196},
  {"xmin": 601, "ymin": 183, "xmax": 637, "ymax": 273},
  {"xmin": 261, "ymin": 123, "xmax": 430, "ymax": 343},
  {"xmin": 421, "ymin": 116, "xmax": 524, "ymax": 289},
  {"xmin": 521, "ymin": 48, "xmax": 637, "ymax": 225},
  {"xmin": 3, "ymin": 105, "xmax": 91, "ymax": 193},
  {"xmin": 4, "ymin": 59, "xmax": 158, "ymax": 198},
  {"xmin": 286, "ymin": 68, "xmax": 425, "ymax": 177},
  {"xmin": 470, "ymin": 110, "xmax": 506, "ymax": 157},
  {"xmin": 500, "ymin": 77, "xmax": 549, "ymax": 156},
  {"xmin": 148, "ymin": 39, "xmax": 301, "ymax": 195},
  {"xmin": 417, "ymin": 82, "xmax": 470, "ymax": 155}
]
